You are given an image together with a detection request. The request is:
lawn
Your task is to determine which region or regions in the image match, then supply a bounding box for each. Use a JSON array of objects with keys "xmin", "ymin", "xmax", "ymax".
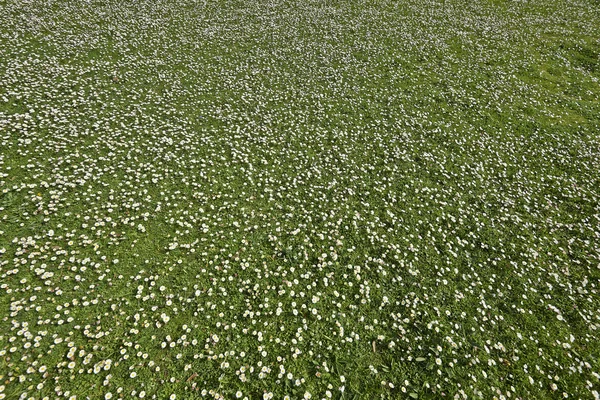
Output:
[{"xmin": 1, "ymin": 0, "xmax": 599, "ymax": 398}]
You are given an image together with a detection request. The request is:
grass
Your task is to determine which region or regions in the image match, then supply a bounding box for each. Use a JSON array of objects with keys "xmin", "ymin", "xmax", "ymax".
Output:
[{"xmin": 1, "ymin": 0, "xmax": 600, "ymax": 399}]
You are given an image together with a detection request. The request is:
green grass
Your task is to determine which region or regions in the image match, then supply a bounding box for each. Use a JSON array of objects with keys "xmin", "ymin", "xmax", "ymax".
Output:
[{"xmin": 1, "ymin": 0, "xmax": 600, "ymax": 399}]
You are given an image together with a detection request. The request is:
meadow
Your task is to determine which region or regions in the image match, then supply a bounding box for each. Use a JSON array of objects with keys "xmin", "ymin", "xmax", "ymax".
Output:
[{"xmin": 1, "ymin": 0, "xmax": 599, "ymax": 398}]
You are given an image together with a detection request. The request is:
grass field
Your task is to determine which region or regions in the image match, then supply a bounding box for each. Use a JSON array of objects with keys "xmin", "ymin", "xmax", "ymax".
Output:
[{"xmin": 1, "ymin": 0, "xmax": 600, "ymax": 398}]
